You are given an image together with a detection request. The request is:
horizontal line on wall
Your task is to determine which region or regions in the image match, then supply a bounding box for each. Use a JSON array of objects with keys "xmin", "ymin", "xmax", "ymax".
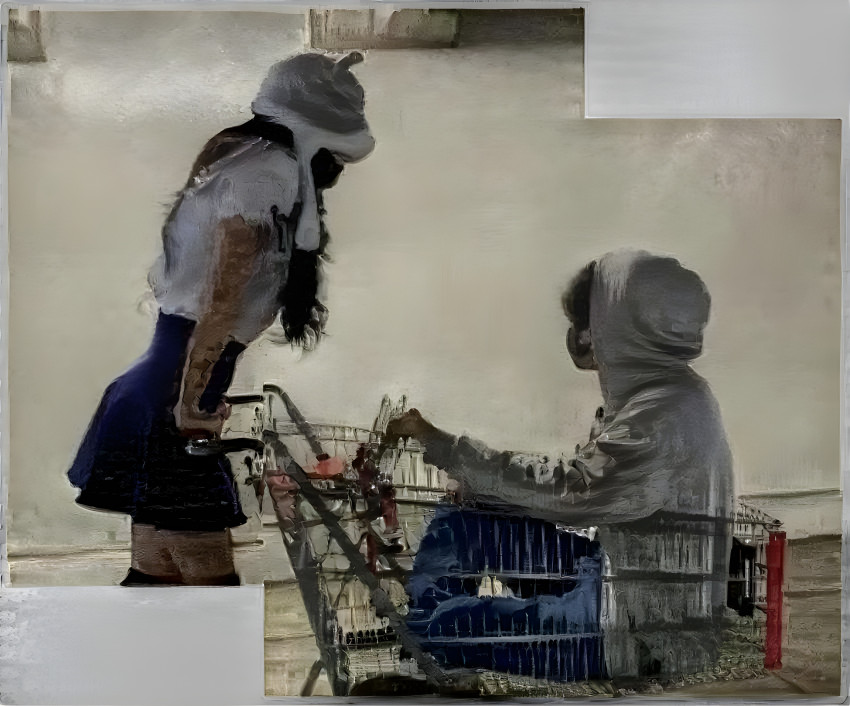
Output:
[{"xmin": 738, "ymin": 487, "xmax": 840, "ymax": 499}]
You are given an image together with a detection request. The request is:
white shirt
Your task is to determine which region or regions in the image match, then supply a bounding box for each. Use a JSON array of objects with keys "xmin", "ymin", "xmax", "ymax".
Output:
[{"xmin": 149, "ymin": 136, "xmax": 299, "ymax": 343}]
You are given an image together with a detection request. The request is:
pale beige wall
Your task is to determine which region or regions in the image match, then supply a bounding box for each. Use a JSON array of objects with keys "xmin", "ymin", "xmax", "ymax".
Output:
[
  {"xmin": 8, "ymin": 11, "xmax": 308, "ymax": 551},
  {"xmin": 7, "ymin": 11, "xmax": 840, "ymax": 552}
]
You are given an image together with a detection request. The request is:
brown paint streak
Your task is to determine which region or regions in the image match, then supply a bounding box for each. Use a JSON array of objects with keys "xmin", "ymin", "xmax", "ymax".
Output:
[
  {"xmin": 177, "ymin": 215, "xmax": 261, "ymax": 436},
  {"xmin": 188, "ymin": 133, "xmax": 249, "ymax": 183}
]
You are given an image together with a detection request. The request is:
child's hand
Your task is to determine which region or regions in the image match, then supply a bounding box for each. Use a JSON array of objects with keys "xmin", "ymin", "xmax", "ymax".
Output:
[{"xmin": 176, "ymin": 400, "xmax": 229, "ymax": 438}]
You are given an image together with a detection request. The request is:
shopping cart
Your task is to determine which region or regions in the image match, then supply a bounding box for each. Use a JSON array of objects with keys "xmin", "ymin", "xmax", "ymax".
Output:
[
  {"xmin": 227, "ymin": 387, "xmax": 781, "ymax": 695},
  {"xmin": 226, "ymin": 385, "xmax": 608, "ymax": 696}
]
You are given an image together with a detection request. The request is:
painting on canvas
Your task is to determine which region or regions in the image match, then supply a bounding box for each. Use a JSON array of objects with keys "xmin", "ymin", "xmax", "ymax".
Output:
[{"xmin": 4, "ymin": 7, "xmax": 841, "ymax": 699}]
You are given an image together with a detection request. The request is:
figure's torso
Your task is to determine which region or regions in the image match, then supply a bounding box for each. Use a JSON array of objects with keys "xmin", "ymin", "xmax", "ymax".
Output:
[{"xmin": 150, "ymin": 134, "xmax": 300, "ymax": 343}]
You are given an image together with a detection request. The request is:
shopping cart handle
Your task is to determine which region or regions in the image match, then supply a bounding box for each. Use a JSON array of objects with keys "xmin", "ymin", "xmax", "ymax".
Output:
[
  {"xmin": 224, "ymin": 393, "xmax": 265, "ymax": 405},
  {"xmin": 186, "ymin": 437, "xmax": 265, "ymax": 456}
]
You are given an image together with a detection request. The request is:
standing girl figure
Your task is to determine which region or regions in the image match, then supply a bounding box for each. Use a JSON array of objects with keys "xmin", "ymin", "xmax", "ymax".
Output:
[{"xmin": 68, "ymin": 53, "xmax": 374, "ymax": 586}]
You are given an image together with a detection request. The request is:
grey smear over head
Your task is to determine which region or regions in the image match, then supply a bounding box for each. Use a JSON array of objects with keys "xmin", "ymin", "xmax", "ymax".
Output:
[{"xmin": 252, "ymin": 52, "xmax": 370, "ymax": 138}]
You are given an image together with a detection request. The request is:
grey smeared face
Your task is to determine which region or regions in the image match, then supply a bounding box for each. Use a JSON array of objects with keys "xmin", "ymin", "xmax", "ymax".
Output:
[
  {"xmin": 288, "ymin": 143, "xmax": 346, "ymax": 253},
  {"xmin": 562, "ymin": 261, "xmax": 598, "ymax": 371},
  {"xmin": 271, "ymin": 145, "xmax": 344, "ymax": 254}
]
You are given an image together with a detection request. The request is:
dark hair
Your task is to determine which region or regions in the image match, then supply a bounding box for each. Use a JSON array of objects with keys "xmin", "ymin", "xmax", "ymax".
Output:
[
  {"xmin": 277, "ymin": 182, "xmax": 334, "ymax": 350},
  {"xmin": 278, "ymin": 247, "xmax": 328, "ymax": 350},
  {"xmin": 562, "ymin": 260, "xmax": 596, "ymax": 330}
]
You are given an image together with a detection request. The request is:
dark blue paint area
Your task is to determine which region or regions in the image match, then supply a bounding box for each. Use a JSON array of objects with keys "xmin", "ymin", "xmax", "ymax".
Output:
[
  {"xmin": 407, "ymin": 506, "xmax": 605, "ymax": 682},
  {"xmin": 68, "ymin": 312, "xmax": 247, "ymax": 531},
  {"xmin": 198, "ymin": 340, "xmax": 247, "ymax": 413}
]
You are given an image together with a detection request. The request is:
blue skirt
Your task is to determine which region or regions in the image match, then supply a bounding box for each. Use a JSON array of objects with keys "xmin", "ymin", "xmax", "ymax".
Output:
[{"xmin": 68, "ymin": 313, "xmax": 248, "ymax": 531}]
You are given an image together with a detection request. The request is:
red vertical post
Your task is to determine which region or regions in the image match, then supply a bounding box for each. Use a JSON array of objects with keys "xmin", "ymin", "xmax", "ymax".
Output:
[{"xmin": 764, "ymin": 530, "xmax": 786, "ymax": 670}]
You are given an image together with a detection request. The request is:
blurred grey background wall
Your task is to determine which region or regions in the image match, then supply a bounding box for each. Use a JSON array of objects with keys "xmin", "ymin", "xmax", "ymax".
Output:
[{"xmin": 7, "ymin": 9, "xmax": 840, "ymax": 554}]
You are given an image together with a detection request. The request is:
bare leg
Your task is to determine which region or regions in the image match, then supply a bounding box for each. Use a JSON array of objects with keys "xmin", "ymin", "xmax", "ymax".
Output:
[
  {"xmin": 160, "ymin": 528, "xmax": 240, "ymax": 585},
  {"xmin": 122, "ymin": 522, "xmax": 182, "ymax": 585}
]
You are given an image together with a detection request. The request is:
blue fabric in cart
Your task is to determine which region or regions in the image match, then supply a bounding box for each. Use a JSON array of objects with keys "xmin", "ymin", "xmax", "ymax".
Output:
[{"xmin": 407, "ymin": 506, "xmax": 605, "ymax": 682}]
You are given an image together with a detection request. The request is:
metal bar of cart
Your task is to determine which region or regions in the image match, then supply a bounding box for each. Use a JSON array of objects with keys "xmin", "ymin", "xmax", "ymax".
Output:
[{"xmin": 261, "ymin": 384, "xmax": 451, "ymax": 691}]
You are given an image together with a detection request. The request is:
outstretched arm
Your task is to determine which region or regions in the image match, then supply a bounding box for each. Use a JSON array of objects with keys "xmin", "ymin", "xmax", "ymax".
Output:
[
  {"xmin": 176, "ymin": 215, "xmax": 262, "ymax": 437},
  {"xmin": 386, "ymin": 404, "xmax": 662, "ymax": 525},
  {"xmin": 384, "ymin": 409, "xmax": 458, "ymax": 468},
  {"xmin": 385, "ymin": 410, "xmax": 538, "ymax": 503}
]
